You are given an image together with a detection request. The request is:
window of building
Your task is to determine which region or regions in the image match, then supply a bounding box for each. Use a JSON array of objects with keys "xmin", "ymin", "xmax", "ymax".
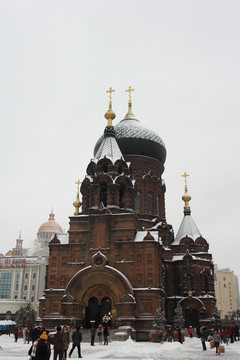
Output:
[
  {"xmin": 186, "ymin": 259, "xmax": 190, "ymax": 266},
  {"xmin": 24, "ymin": 285, "xmax": 27, "ymax": 291},
  {"xmin": 25, "ymin": 273, "xmax": 28, "ymax": 279},
  {"xmin": 32, "ymin": 285, "xmax": 35, "ymax": 291},
  {"xmin": 119, "ymin": 184, "xmax": 126, "ymax": 208},
  {"xmin": 201, "ymin": 275, "xmax": 209, "ymax": 293},
  {"xmin": 31, "ymin": 296, "xmax": 34, "ymax": 302},
  {"xmin": 147, "ymin": 254, "xmax": 152, "ymax": 266},
  {"xmin": 147, "ymin": 273, "xmax": 153, "ymax": 286},
  {"xmin": 102, "ymin": 164, "xmax": 108, "ymax": 173},
  {"xmin": 33, "ymin": 273, "xmax": 36, "ymax": 279},
  {"xmin": 137, "ymin": 254, "xmax": 142, "ymax": 267},
  {"xmin": 137, "ymin": 274, "xmax": 142, "ymax": 285},
  {"xmin": 0, "ymin": 273, "xmax": 12, "ymax": 299},
  {"xmin": 157, "ymin": 195, "xmax": 160, "ymax": 216},
  {"xmin": 15, "ymin": 273, "xmax": 19, "ymax": 291},
  {"xmin": 100, "ymin": 182, "xmax": 107, "ymax": 207},
  {"xmin": 60, "ymin": 276, "xmax": 66, "ymax": 287},
  {"xmin": 62, "ymin": 257, "xmax": 67, "ymax": 267},
  {"xmin": 5, "ymin": 310, "xmax": 12, "ymax": 320},
  {"xmin": 186, "ymin": 274, "xmax": 193, "ymax": 292},
  {"xmin": 135, "ymin": 191, "xmax": 141, "ymax": 213},
  {"xmin": 147, "ymin": 193, "xmax": 153, "ymax": 215}
]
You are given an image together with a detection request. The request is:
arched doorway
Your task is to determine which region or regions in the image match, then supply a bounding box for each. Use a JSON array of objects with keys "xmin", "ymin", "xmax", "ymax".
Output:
[
  {"xmin": 85, "ymin": 297, "xmax": 99, "ymax": 328},
  {"xmin": 185, "ymin": 309, "xmax": 199, "ymax": 328},
  {"xmin": 85, "ymin": 296, "xmax": 112, "ymax": 328}
]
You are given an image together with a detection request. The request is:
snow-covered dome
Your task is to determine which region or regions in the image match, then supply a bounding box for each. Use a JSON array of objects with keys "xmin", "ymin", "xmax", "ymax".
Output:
[
  {"xmin": 94, "ymin": 113, "xmax": 166, "ymax": 164},
  {"xmin": 37, "ymin": 210, "xmax": 64, "ymax": 234}
]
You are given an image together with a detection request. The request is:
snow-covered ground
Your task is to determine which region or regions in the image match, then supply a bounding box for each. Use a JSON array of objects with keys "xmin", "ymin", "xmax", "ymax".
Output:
[{"xmin": 1, "ymin": 334, "xmax": 240, "ymax": 359}]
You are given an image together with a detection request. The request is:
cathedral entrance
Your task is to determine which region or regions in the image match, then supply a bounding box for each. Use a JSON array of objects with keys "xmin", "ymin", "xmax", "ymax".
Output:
[
  {"xmin": 85, "ymin": 296, "xmax": 111, "ymax": 327},
  {"xmin": 185, "ymin": 309, "xmax": 199, "ymax": 328}
]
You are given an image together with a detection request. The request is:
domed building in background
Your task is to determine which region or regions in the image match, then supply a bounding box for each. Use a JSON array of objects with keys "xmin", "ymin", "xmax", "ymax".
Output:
[
  {"xmin": 40, "ymin": 88, "xmax": 216, "ymax": 340},
  {"xmin": 33, "ymin": 209, "xmax": 66, "ymax": 256}
]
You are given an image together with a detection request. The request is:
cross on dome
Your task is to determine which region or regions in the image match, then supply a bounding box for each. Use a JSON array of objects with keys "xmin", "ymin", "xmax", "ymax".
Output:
[
  {"xmin": 182, "ymin": 171, "xmax": 189, "ymax": 188},
  {"xmin": 106, "ymin": 87, "xmax": 115, "ymax": 104},
  {"xmin": 75, "ymin": 179, "xmax": 82, "ymax": 193},
  {"xmin": 125, "ymin": 86, "xmax": 135, "ymax": 102},
  {"xmin": 125, "ymin": 85, "xmax": 135, "ymax": 116}
]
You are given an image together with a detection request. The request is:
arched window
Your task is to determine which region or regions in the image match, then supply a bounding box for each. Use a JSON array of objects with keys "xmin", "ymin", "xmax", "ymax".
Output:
[
  {"xmin": 5, "ymin": 310, "xmax": 12, "ymax": 320},
  {"xmin": 147, "ymin": 193, "xmax": 153, "ymax": 215},
  {"xmin": 187, "ymin": 274, "xmax": 193, "ymax": 291},
  {"xmin": 119, "ymin": 184, "xmax": 126, "ymax": 208},
  {"xmin": 102, "ymin": 164, "xmax": 108, "ymax": 173},
  {"xmin": 157, "ymin": 195, "xmax": 160, "ymax": 216},
  {"xmin": 100, "ymin": 182, "xmax": 107, "ymax": 207},
  {"xmin": 118, "ymin": 165, "xmax": 123, "ymax": 174},
  {"xmin": 201, "ymin": 275, "xmax": 209, "ymax": 293},
  {"xmin": 135, "ymin": 191, "xmax": 141, "ymax": 213}
]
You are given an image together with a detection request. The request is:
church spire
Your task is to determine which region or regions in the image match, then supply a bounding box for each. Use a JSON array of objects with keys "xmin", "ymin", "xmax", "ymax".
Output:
[
  {"xmin": 49, "ymin": 208, "xmax": 55, "ymax": 221},
  {"xmin": 104, "ymin": 87, "xmax": 116, "ymax": 127},
  {"xmin": 73, "ymin": 179, "xmax": 82, "ymax": 215},
  {"xmin": 182, "ymin": 171, "xmax": 191, "ymax": 215},
  {"xmin": 125, "ymin": 85, "xmax": 135, "ymax": 116}
]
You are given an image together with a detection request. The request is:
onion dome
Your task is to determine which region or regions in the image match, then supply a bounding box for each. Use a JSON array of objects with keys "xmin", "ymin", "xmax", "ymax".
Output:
[
  {"xmin": 37, "ymin": 209, "xmax": 64, "ymax": 234},
  {"xmin": 73, "ymin": 179, "xmax": 82, "ymax": 215},
  {"xmin": 174, "ymin": 173, "xmax": 201, "ymax": 244},
  {"xmin": 94, "ymin": 87, "xmax": 166, "ymax": 164}
]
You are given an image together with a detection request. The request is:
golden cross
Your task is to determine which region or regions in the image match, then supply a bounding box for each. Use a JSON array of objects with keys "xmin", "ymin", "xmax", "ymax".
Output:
[
  {"xmin": 182, "ymin": 172, "xmax": 189, "ymax": 187},
  {"xmin": 75, "ymin": 179, "xmax": 82, "ymax": 193},
  {"xmin": 106, "ymin": 87, "xmax": 115, "ymax": 103},
  {"xmin": 125, "ymin": 86, "xmax": 135, "ymax": 102}
]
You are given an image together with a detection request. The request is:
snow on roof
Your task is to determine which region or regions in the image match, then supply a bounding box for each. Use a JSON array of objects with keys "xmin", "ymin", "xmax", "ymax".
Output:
[
  {"xmin": 94, "ymin": 135, "xmax": 124, "ymax": 163},
  {"xmin": 134, "ymin": 231, "xmax": 159, "ymax": 242},
  {"xmin": 147, "ymin": 221, "xmax": 163, "ymax": 229},
  {"xmin": 50, "ymin": 233, "xmax": 69, "ymax": 244},
  {"xmin": 174, "ymin": 214, "xmax": 201, "ymax": 244},
  {"xmin": 0, "ymin": 320, "xmax": 16, "ymax": 325},
  {"xmin": 171, "ymin": 254, "xmax": 211, "ymax": 262}
]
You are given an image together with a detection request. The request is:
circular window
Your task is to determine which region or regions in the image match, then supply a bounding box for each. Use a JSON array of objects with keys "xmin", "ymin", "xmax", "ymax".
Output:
[{"xmin": 94, "ymin": 257, "xmax": 103, "ymax": 266}]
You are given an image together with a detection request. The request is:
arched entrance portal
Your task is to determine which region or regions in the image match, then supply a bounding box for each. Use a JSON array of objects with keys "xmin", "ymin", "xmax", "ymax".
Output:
[
  {"xmin": 85, "ymin": 296, "xmax": 112, "ymax": 328},
  {"xmin": 185, "ymin": 309, "xmax": 199, "ymax": 328}
]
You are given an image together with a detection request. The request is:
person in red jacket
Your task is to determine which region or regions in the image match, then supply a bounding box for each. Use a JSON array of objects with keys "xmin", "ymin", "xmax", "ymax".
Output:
[{"xmin": 188, "ymin": 326, "xmax": 193, "ymax": 338}]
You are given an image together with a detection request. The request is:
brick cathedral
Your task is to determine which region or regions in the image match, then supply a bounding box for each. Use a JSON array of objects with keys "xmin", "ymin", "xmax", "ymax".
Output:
[{"xmin": 40, "ymin": 87, "xmax": 216, "ymax": 340}]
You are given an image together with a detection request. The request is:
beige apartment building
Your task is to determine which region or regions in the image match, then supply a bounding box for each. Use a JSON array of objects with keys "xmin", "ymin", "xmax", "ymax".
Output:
[{"xmin": 214, "ymin": 265, "xmax": 240, "ymax": 319}]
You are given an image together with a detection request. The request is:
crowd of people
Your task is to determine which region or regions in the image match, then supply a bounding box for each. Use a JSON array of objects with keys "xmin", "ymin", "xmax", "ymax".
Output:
[
  {"xmin": 156, "ymin": 323, "xmax": 239, "ymax": 355},
  {"xmin": 20, "ymin": 312, "xmax": 112, "ymax": 359},
  {"xmin": 196, "ymin": 325, "xmax": 239, "ymax": 355}
]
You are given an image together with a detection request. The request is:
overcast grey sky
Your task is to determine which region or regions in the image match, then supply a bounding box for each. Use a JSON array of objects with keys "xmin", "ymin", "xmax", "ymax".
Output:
[{"xmin": 0, "ymin": 1, "xmax": 239, "ymax": 278}]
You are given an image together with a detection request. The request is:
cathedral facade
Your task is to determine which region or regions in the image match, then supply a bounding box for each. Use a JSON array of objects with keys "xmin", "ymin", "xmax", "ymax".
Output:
[{"xmin": 40, "ymin": 88, "xmax": 215, "ymax": 340}]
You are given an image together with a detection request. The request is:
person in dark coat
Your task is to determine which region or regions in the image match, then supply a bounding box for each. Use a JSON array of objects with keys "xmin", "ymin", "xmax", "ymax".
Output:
[
  {"xmin": 62, "ymin": 325, "xmax": 70, "ymax": 358},
  {"xmin": 53, "ymin": 326, "xmax": 64, "ymax": 360},
  {"xmin": 14, "ymin": 325, "xmax": 18, "ymax": 342},
  {"xmin": 34, "ymin": 331, "xmax": 50, "ymax": 360},
  {"xmin": 103, "ymin": 325, "xmax": 109, "ymax": 345},
  {"xmin": 176, "ymin": 326, "xmax": 182, "ymax": 344},
  {"xmin": 90, "ymin": 323, "xmax": 96, "ymax": 346},
  {"xmin": 30, "ymin": 326, "xmax": 41, "ymax": 343},
  {"xmin": 200, "ymin": 327, "xmax": 208, "ymax": 351},
  {"xmin": 69, "ymin": 325, "xmax": 82, "ymax": 358}
]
